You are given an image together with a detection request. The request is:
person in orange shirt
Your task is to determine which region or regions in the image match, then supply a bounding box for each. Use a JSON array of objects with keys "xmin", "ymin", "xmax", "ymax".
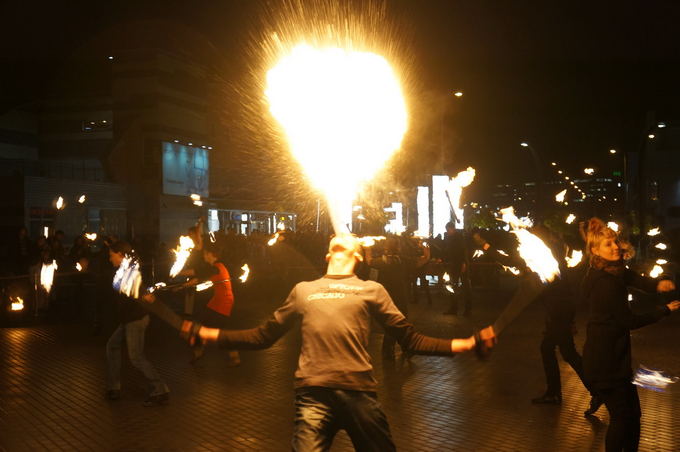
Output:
[{"xmin": 192, "ymin": 243, "xmax": 239, "ymax": 365}]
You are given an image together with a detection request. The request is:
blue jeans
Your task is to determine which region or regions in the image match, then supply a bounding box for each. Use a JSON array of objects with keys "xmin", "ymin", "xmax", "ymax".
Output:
[
  {"xmin": 106, "ymin": 315, "xmax": 168, "ymax": 396},
  {"xmin": 292, "ymin": 387, "xmax": 395, "ymax": 452}
]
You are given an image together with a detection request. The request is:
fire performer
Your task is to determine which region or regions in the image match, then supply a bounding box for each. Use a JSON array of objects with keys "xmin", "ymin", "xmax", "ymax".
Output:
[
  {"xmin": 179, "ymin": 234, "xmax": 495, "ymax": 451},
  {"xmin": 105, "ymin": 241, "xmax": 170, "ymax": 406},
  {"xmin": 582, "ymin": 218, "xmax": 680, "ymax": 451}
]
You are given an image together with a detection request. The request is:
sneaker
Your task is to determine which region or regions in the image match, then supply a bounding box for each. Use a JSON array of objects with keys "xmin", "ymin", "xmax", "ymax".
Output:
[
  {"xmin": 531, "ymin": 393, "xmax": 562, "ymax": 405},
  {"xmin": 143, "ymin": 392, "xmax": 169, "ymax": 407},
  {"xmin": 584, "ymin": 395, "xmax": 603, "ymax": 416},
  {"xmin": 106, "ymin": 389, "xmax": 121, "ymax": 401}
]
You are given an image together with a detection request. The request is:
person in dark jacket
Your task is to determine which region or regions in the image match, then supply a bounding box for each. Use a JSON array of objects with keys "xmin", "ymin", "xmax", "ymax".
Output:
[
  {"xmin": 176, "ymin": 234, "xmax": 496, "ymax": 451},
  {"xmin": 582, "ymin": 218, "xmax": 679, "ymax": 452},
  {"xmin": 105, "ymin": 241, "xmax": 170, "ymax": 406}
]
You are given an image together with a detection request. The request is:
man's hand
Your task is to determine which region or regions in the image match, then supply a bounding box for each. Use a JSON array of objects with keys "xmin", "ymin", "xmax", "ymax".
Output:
[
  {"xmin": 657, "ymin": 280, "xmax": 676, "ymax": 293},
  {"xmin": 666, "ymin": 300, "xmax": 680, "ymax": 312}
]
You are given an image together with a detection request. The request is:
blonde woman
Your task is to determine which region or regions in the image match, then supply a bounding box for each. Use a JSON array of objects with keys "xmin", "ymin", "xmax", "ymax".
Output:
[{"xmin": 582, "ymin": 218, "xmax": 679, "ymax": 451}]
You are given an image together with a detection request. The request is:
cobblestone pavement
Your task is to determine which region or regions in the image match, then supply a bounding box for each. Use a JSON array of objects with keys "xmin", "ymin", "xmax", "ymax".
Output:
[{"xmin": 1, "ymin": 286, "xmax": 679, "ymax": 451}]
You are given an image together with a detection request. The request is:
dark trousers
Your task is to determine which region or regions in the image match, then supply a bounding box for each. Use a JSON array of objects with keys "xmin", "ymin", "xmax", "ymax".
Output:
[
  {"xmin": 292, "ymin": 387, "xmax": 395, "ymax": 452},
  {"xmin": 597, "ymin": 383, "xmax": 641, "ymax": 452},
  {"xmin": 540, "ymin": 322, "xmax": 588, "ymax": 396}
]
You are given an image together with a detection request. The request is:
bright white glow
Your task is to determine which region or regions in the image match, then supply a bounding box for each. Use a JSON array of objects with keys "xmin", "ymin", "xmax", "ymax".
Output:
[
  {"xmin": 10, "ymin": 296, "xmax": 24, "ymax": 311},
  {"xmin": 78, "ymin": 195, "xmax": 86, "ymax": 204},
  {"xmin": 416, "ymin": 186, "xmax": 430, "ymax": 238},
  {"xmin": 239, "ymin": 264, "xmax": 250, "ymax": 283},
  {"xmin": 196, "ymin": 281, "xmax": 214, "ymax": 292},
  {"xmin": 647, "ymin": 227, "xmax": 661, "ymax": 236},
  {"xmin": 56, "ymin": 196, "xmax": 65, "ymax": 210},
  {"xmin": 555, "ymin": 189, "xmax": 567, "ymax": 203},
  {"xmin": 607, "ymin": 222, "xmax": 619, "ymax": 232},
  {"xmin": 649, "ymin": 265, "xmax": 663, "ymax": 278},
  {"xmin": 446, "ymin": 167, "xmax": 476, "ymax": 230},
  {"xmin": 565, "ymin": 250, "xmax": 583, "ymax": 268},
  {"xmin": 266, "ymin": 44, "xmax": 408, "ymax": 233},
  {"xmin": 169, "ymin": 236, "xmax": 195, "ymax": 277},
  {"xmin": 40, "ymin": 260, "xmax": 58, "ymax": 293},
  {"xmin": 565, "ymin": 213, "xmax": 576, "ymax": 224},
  {"xmin": 113, "ymin": 256, "xmax": 142, "ymax": 298},
  {"xmin": 584, "ymin": 168, "xmax": 595, "ymax": 175},
  {"xmin": 656, "ymin": 259, "xmax": 668, "ymax": 265},
  {"xmin": 357, "ymin": 236, "xmax": 386, "ymax": 247},
  {"xmin": 432, "ymin": 175, "xmax": 451, "ymax": 237},
  {"xmin": 498, "ymin": 207, "xmax": 560, "ymax": 283},
  {"xmin": 655, "ymin": 243, "xmax": 667, "ymax": 250}
]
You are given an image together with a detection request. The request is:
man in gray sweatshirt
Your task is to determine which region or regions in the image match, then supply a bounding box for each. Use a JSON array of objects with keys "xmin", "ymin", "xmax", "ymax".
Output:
[{"xmin": 183, "ymin": 233, "xmax": 495, "ymax": 451}]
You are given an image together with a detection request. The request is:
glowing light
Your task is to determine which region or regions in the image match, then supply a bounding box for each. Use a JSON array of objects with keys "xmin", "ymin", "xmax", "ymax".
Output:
[
  {"xmin": 607, "ymin": 222, "xmax": 619, "ymax": 232},
  {"xmin": 169, "ymin": 236, "xmax": 195, "ymax": 277},
  {"xmin": 268, "ymin": 233, "xmax": 280, "ymax": 246},
  {"xmin": 40, "ymin": 260, "xmax": 58, "ymax": 293},
  {"xmin": 647, "ymin": 227, "xmax": 661, "ymax": 236},
  {"xmin": 56, "ymin": 196, "xmax": 65, "ymax": 210},
  {"xmin": 416, "ymin": 186, "xmax": 430, "ymax": 238},
  {"xmin": 446, "ymin": 167, "xmax": 476, "ymax": 230},
  {"xmin": 195, "ymin": 281, "xmax": 214, "ymax": 292},
  {"xmin": 78, "ymin": 195, "xmax": 86, "ymax": 203},
  {"xmin": 76, "ymin": 262, "xmax": 83, "ymax": 272},
  {"xmin": 584, "ymin": 168, "xmax": 595, "ymax": 175},
  {"xmin": 498, "ymin": 207, "xmax": 560, "ymax": 283},
  {"xmin": 649, "ymin": 265, "xmax": 663, "ymax": 278},
  {"xmin": 10, "ymin": 296, "xmax": 24, "ymax": 311},
  {"xmin": 656, "ymin": 259, "xmax": 668, "ymax": 265},
  {"xmin": 239, "ymin": 264, "xmax": 250, "ymax": 283},
  {"xmin": 565, "ymin": 250, "xmax": 583, "ymax": 268},
  {"xmin": 113, "ymin": 256, "xmax": 142, "ymax": 298},
  {"xmin": 357, "ymin": 236, "xmax": 386, "ymax": 247},
  {"xmin": 655, "ymin": 243, "xmax": 667, "ymax": 250},
  {"xmin": 555, "ymin": 189, "xmax": 567, "ymax": 203},
  {"xmin": 85, "ymin": 233, "xmax": 97, "ymax": 241},
  {"xmin": 266, "ymin": 44, "xmax": 407, "ymax": 233},
  {"xmin": 565, "ymin": 213, "xmax": 576, "ymax": 224}
]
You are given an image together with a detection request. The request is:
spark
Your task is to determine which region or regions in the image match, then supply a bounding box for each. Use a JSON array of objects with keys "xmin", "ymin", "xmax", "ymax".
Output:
[
  {"xmin": 555, "ymin": 189, "xmax": 567, "ymax": 203},
  {"xmin": 78, "ymin": 195, "xmax": 86, "ymax": 203},
  {"xmin": 565, "ymin": 250, "xmax": 583, "ymax": 268},
  {"xmin": 56, "ymin": 196, "xmax": 65, "ymax": 210},
  {"xmin": 655, "ymin": 243, "xmax": 667, "ymax": 250},
  {"xmin": 649, "ymin": 265, "xmax": 663, "ymax": 278},
  {"xmin": 113, "ymin": 256, "xmax": 142, "ymax": 298},
  {"xmin": 647, "ymin": 227, "xmax": 661, "ymax": 236},
  {"xmin": 266, "ymin": 43, "xmax": 407, "ymax": 233},
  {"xmin": 565, "ymin": 213, "xmax": 576, "ymax": 224},
  {"xmin": 40, "ymin": 260, "xmax": 58, "ymax": 293},
  {"xmin": 169, "ymin": 236, "xmax": 195, "ymax": 277},
  {"xmin": 10, "ymin": 296, "xmax": 24, "ymax": 311},
  {"xmin": 239, "ymin": 263, "xmax": 251, "ymax": 283},
  {"xmin": 498, "ymin": 207, "xmax": 560, "ymax": 283},
  {"xmin": 607, "ymin": 221, "xmax": 619, "ymax": 232}
]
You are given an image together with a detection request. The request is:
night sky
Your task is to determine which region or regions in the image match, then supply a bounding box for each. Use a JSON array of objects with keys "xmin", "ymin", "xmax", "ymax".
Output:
[{"xmin": 3, "ymin": 0, "xmax": 680, "ymax": 193}]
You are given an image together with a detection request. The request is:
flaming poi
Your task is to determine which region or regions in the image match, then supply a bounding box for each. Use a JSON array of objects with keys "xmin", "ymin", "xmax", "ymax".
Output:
[
  {"xmin": 40, "ymin": 260, "xmax": 59, "ymax": 293},
  {"xmin": 498, "ymin": 207, "xmax": 560, "ymax": 283},
  {"xmin": 239, "ymin": 263, "xmax": 251, "ymax": 283},
  {"xmin": 169, "ymin": 235, "xmax": 195, "ymax": 278}
]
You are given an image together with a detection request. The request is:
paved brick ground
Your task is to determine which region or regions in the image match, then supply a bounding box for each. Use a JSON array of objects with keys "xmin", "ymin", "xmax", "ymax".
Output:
[{"xmin": 1, "ymin": 284, "xmax": 679, "ymax": 451}]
